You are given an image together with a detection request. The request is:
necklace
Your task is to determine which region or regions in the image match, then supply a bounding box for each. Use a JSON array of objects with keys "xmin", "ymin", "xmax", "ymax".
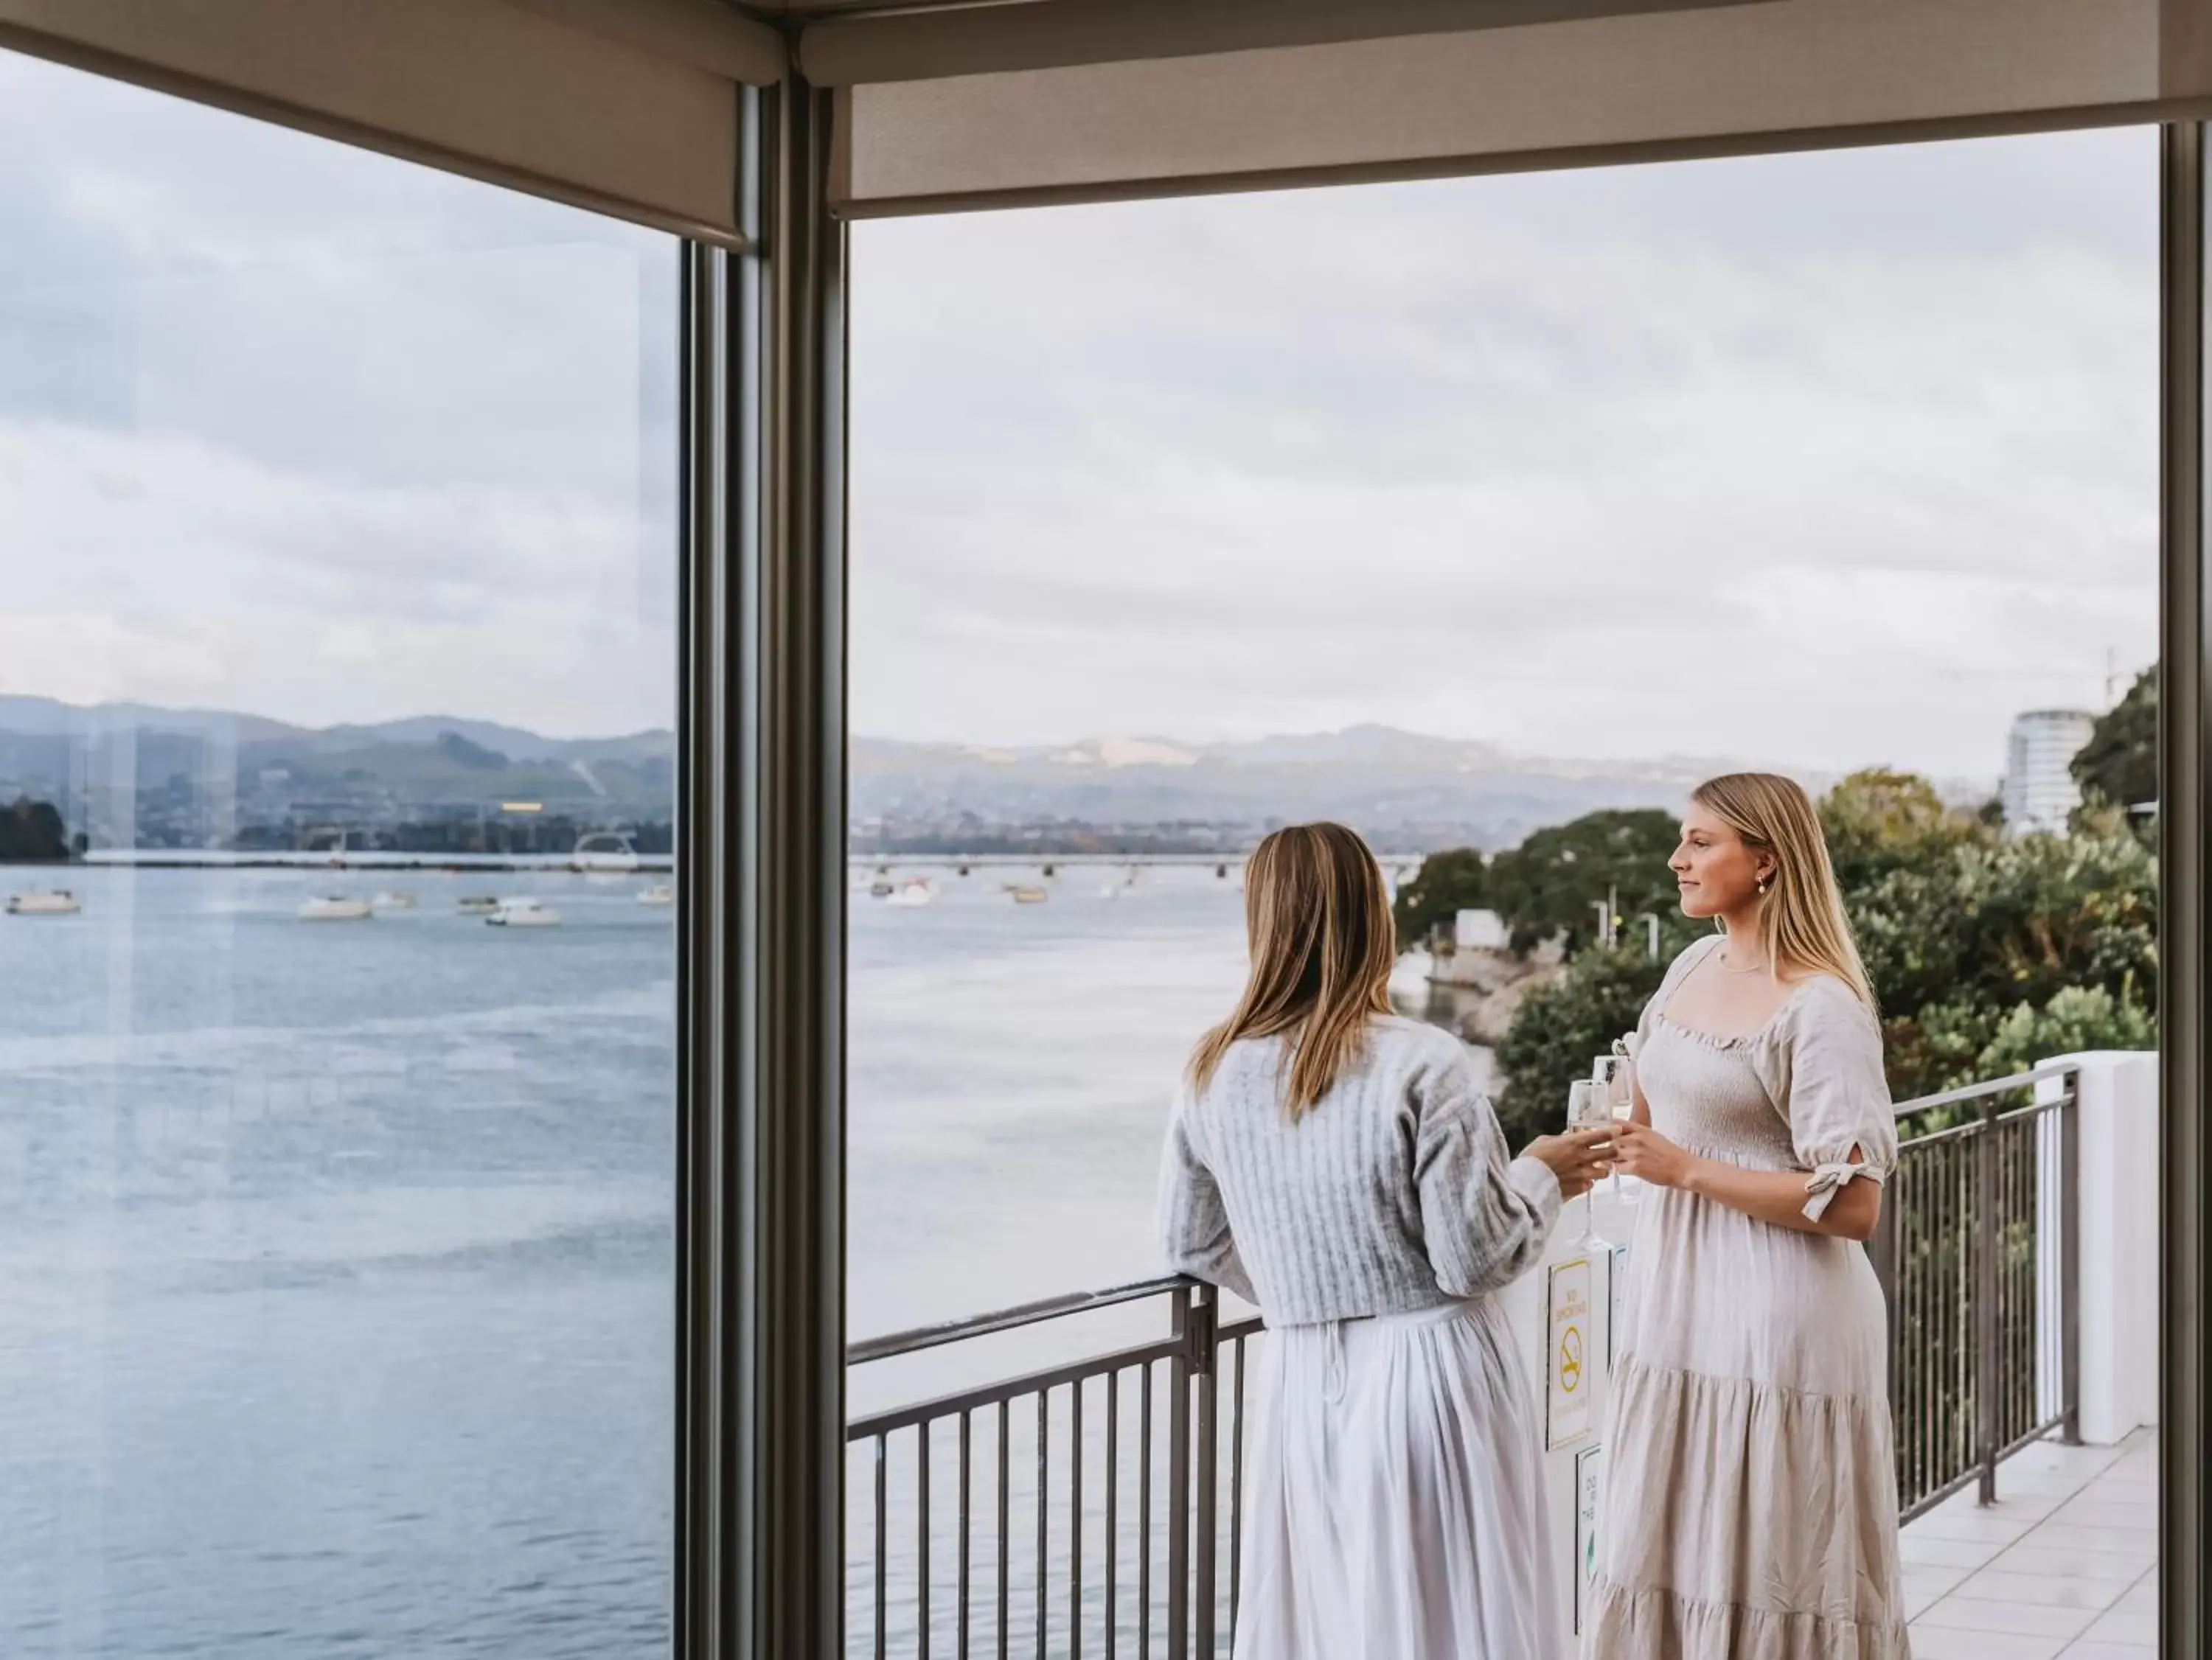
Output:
[{"xmin": 1718, "ymin": 948, "xmax": 1769, "ymax": 974}]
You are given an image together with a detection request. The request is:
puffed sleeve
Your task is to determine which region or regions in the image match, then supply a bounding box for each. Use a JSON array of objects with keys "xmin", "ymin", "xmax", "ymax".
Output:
[
  {"xmin": 1411, "ymin": 1039, "xmax": 1562, "ymax": 1298},
  {"xmin": 1753, "ymin": 978, "xmax": 1897, "ymax": 1222},
  {"xmin": 1158, "ymin": 1092, "xmax": 1259, "ymax": 1303}
]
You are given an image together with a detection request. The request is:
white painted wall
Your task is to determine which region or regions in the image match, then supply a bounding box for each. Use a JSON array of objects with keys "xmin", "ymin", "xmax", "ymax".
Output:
[{"xmin": 2039, "ymin": 1050, "xmax": 2160, "ymax": 1444}]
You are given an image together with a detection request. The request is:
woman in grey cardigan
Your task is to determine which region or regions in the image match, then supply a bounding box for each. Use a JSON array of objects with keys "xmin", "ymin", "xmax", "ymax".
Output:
[{"xmin": 1160, "ymin": 821, "xmax": 1610, "ymax": 1660}]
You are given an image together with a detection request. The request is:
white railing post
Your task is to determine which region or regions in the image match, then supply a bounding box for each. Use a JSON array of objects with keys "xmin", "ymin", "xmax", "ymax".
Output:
[{"xmin": 2039, "ymin": 1050, "xmax": 2160, "ymax": 1445}]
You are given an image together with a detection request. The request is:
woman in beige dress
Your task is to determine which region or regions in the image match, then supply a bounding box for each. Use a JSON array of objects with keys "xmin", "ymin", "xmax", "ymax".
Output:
[{"xmin": 1589, "ymin": 773, "xmax": 1908, "ymax": 1660}]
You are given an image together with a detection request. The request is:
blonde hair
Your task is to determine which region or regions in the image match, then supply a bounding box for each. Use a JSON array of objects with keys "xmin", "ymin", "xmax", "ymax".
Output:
[
  {"xmin": 1187, "ymin": 822, "xmax": 1397, "ymax": 1119},
  {"xmin": 1692, "ymin": 773, "xmax": 1877, "ymax": 1012}
]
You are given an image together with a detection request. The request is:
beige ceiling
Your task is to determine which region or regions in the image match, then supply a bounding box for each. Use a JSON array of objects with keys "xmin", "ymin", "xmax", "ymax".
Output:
[{"xmin": 1, "ymin": 0, "xmax": 2207, "ymax": 236}]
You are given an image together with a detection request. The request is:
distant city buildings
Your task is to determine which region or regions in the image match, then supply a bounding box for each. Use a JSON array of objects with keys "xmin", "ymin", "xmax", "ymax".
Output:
[{"xmin": 2000, "ymin": 708, "xmax": 2097, "ymax": 835}]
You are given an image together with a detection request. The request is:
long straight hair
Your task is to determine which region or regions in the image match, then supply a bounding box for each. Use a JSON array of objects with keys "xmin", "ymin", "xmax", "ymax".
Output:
[
  {"xmin": 1186, "ymin": 822, "xmax": 1398, "ymax": 1120},
  {"xmin": 1693, "ymin": 772, "xmax": 1877, "ymax": 1012}
]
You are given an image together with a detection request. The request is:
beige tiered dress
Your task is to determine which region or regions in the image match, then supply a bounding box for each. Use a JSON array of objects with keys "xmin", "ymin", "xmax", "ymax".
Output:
[{"xmin": 1584, "ymin": 935, "xmax": 1910, "ymax": 1660}]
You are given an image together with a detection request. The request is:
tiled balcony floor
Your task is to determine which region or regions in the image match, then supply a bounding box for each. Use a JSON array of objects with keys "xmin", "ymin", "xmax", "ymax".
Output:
[{"xmin": 1904, "ymin": 1429, "xmax": 2157, "ymax": 1659}]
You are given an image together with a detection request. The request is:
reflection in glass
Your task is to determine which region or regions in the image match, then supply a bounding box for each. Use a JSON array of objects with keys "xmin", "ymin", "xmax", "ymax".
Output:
[{"xmin": 0, "ymin": 50, "xmax": 677, "ymax": 1659}]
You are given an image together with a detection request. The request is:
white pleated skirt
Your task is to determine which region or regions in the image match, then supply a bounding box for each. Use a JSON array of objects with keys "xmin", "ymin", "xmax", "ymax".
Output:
[{"xmin": 1234, "ymin": 1296, "xmax": 1562, "ymax": 1660}]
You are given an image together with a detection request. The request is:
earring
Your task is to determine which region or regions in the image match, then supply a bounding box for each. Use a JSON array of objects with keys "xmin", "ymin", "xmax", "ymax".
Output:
[{"xmin": 1756, "ymin": 877, "xmax": 1770, "ymax": 895}]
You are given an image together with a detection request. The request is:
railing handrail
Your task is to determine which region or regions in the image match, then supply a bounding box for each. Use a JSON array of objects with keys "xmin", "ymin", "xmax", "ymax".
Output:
[
  {"xmin": 849, "ymin": 1062, "xmax": 2087, "ymax": 1370},
  {"xmin": 1891, "ymin": 1060, "xmax": 2079, "ymax": 1118},
  {"xmin": 849, "ymin": 1273, "xmax": 1203, "ymax": 1367}
]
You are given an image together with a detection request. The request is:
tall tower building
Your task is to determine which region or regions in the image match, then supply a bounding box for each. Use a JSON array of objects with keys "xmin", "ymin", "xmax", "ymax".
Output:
[{"xmin": 2001, "ymin": 709, "xmax": 2098, "ymax": 835}]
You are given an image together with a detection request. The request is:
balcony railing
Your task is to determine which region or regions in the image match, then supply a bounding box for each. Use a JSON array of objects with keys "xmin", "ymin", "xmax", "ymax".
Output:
[
  {"xmin": 1873, "ymin": 1061, "xmax": 2081, "ymax": 1519},
  {"xmin": 848, "ymin": 1062, "xmax": 2084, "ymax": 1658},
  {"xmin": 847, "ymin": 1280, "xmax": 1260, "ymax": 1659}
]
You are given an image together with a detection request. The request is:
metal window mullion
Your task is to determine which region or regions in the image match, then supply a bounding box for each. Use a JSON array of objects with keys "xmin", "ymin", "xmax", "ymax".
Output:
[
  {"xmin": 2161, "ymin": 117, "xmax": 2209, "ymax": 1660},
  {"xmin": 678, "ymin": 69, "xmax": 849, "ymax": 1660}
]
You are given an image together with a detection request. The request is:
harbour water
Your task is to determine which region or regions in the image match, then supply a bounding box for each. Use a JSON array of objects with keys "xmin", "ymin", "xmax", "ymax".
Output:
[{"xmin": 0, "ymin": 862, "xmax": 1473, "ymax": 1656}]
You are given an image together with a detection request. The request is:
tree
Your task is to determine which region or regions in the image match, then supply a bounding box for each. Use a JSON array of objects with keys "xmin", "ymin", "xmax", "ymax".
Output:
[
  {"xmin": 2072, "ymin": 665, "xmax": 2157, "ymax": 814},
  {"xmin": 0, "ymin": 797, "xmax": 69, "ymax": 862},
  {"xmin": 1847, "ymin": 809, "xmax": 2156, "ymax": 1098},
  {"xmin": 1391, "ymin": 848, "xmax": 1487, "ymax": 950},
  {"xmin": 1976, "ymin": 983, "xmax": 2155, "ymax": 1078},
  {"xmin": 1485, "ymin": 808, "xmax": 1681, "ymax": 955},
  {"xmin": 1490, "ymin": 946, "xmax": 1670, "ymax": 1151},
  {"xmin": 1820, "ymin": 768, "xmax": 1980, "ymax": 892},
  {"xmin": 1492, "ymin": 767, "xmax": 2161, "ymax": 1112}
]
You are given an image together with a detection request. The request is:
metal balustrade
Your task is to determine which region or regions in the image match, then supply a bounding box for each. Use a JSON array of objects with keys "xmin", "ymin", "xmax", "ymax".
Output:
[
  {"xmin": 848, "ymin": 1280, "xmax": 1262, "ymax": 1659},
  {"xmin": 1872, "ymin": 1062, "xmax": 2082, "ymax": 1520}
]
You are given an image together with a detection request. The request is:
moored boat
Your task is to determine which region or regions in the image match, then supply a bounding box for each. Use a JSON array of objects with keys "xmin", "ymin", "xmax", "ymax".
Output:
[
  {"xmin": 5, "ymin": 889, "xmax": 81, "ymax": 916},
  {"xmin": 299, "ymin": 896, "xmax": 373, "ymax": 921},
  {"xmin": 486, "ymin": 899, "xmax": 560, "ymax": 928}
]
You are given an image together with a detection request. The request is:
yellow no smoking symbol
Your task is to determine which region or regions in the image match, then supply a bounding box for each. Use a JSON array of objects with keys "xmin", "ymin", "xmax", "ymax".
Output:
[{"xmin": 1559, "ymin": 1325, "xmax": 1585, "ymax": 1393}]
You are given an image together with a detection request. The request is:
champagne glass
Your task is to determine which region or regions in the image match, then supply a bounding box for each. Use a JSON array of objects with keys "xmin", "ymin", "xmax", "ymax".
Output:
[
  {"xmin": 1566, "ymin": 1078, "xmax": 1615, "ymax": 1250},
  {"xmin": 1593, "ymin": 1049, "xmax": 1639, "ymax": 1208}
]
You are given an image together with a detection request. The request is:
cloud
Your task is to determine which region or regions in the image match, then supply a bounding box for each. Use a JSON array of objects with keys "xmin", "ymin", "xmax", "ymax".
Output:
[
  {"xmin": 0, "ymin": 49, "xmax": 679, "ymax": 737},
  {"xmin": 0, "ymin": 48, "xmax": 2162, "ymax": 778},
  {"xmin": 0, "ymin": 419, "xmax": 667, "ymax": 729},
  {"xmin": 849, "ymin": 128, "xmax": 2159, "ymax": 777}
]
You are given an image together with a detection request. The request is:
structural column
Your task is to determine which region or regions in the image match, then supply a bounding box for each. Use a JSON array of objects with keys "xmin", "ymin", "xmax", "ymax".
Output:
[
  {"xmin": 751, "ymin": 69, "xmax": 849, "ymax": 1660},
  {"xmin": 2160, "ymin": 119, "xmax": 2208, "ymax": 1660},
  {"xmin": 681, "ymin": 72, "xmax": 848, "ymax": 1660}
]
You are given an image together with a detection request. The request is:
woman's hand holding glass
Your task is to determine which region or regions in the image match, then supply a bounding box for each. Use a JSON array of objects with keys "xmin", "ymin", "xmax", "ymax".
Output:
[
  {"xmin": 1563, "ymin": 1079, "xmax": 1618, "ymax": 1246},
  {"xmin": 1525, "ymin": 1126, "xmax": 1615, "ymax": 1202},
  {"xmin": 1607, "ymin": 1120, "xmax": 1697, "ymax": 1189},
  {"xmin": 1593, "ymin": 1051, "xmax": 1638, "ymax": 1206}
]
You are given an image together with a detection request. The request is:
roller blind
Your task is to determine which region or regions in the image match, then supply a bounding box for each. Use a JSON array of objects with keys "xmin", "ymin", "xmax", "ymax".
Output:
[
  {"xmin": 831, "ymin": 0, "xmax": 2197, "ymax": 217},
  {"xmin": 0, "ymin": 0, "xmax": 785, "ymax": 245}
]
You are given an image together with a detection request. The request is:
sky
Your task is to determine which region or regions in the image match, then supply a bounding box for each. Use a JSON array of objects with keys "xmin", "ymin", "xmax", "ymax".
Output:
[{"xmin": 0, "ymin": 47, "xmax": 2161, "ymax": 778}]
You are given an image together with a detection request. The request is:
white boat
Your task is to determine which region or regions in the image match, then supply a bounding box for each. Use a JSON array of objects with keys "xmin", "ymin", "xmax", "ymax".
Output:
[
  {"xmin": 5, "ymin": 889, "xmax": 81, "ymax": 916},
  {"xmin": 456, "ymin": 896, "xmax": 504, "ymax": 916},
  {"xmin": 487, "ymin": 899, "xmax": 560, "ymax": 927},
  {"xmin": 885, "ymin": 878, "xmax": 936, "ymax": 909},
  {"xmin": 1007, "ymin": 885, "xmax": 1049, "ymax": 904},
  {"xmin": 638, "ymin": 884, "xmax": 674, "ymax": 907},
  {"xmin": 299, "ymin": 896, "xmax": 373, "ymax": 921},
  {"xmin": 869, "ymin": 879, "xmax": 896, "ymax": 898},
  {"xmin": 370, "ymin": 892, "xmax": 417, "ymax": 912}
]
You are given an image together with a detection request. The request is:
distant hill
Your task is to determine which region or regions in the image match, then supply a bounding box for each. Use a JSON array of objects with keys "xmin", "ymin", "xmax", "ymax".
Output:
[
  {"xmin": 0, "ymin": 697, "xmax": 675, "ymax": 847},
  {"xmin": 849, "ymin": 725, "xmax": 1790, "ymax": 851},
  {"xmin": 0, "ymin": 697, "xmax": 1989, "ymax": 854}
]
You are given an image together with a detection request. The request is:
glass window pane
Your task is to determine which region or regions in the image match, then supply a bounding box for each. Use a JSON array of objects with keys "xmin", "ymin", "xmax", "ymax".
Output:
[
  {"xmin": 0, "ymin": 50, "xmax": 678, "ymax": 1659},
  {"xmin": 844, "ymin": 128, "xmax": 2158, "ymax": 1659}
]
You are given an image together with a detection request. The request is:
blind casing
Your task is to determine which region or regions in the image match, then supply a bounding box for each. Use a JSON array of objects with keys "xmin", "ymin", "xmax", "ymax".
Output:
[
  {"xmin": 834, "ymin": 0, "xmax": 2192, "ymax": 217},
  {"xmin": 0, "ymin": 0, "xmax": 785, "ymax": 244}
]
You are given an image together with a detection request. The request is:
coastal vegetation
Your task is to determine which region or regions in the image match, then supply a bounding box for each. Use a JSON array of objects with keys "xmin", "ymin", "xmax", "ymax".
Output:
[
  {"xmin": 1416, "ymin": 678, "xmax": 2161, "ymax": 1150},
  {"xmin": 0, "ymin": 796, "xmax": 70, "ymax": 862}
]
